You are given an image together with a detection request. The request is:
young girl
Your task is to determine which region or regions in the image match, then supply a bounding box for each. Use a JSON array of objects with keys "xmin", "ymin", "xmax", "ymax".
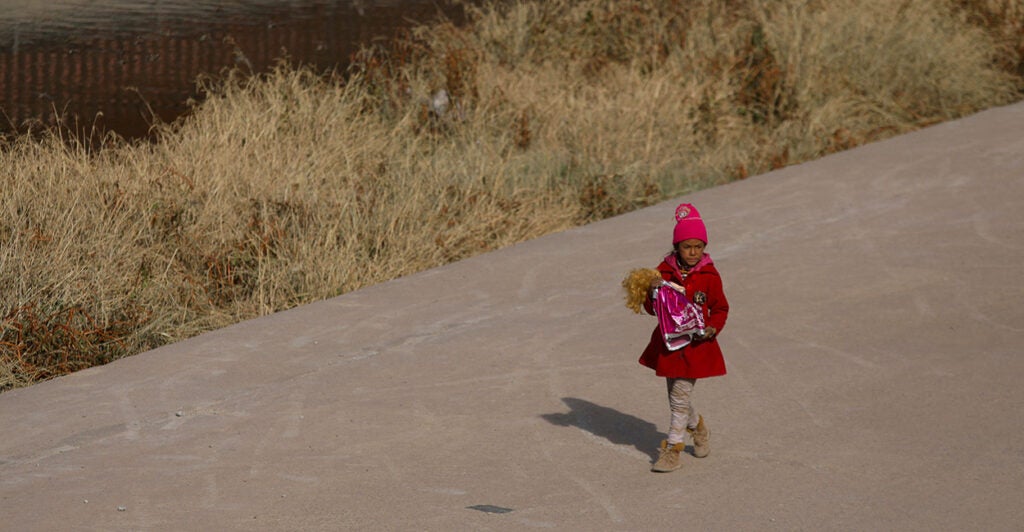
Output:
[{"xmin": 639, "ymin": 203, "xmax": 729, "ymax": 473}]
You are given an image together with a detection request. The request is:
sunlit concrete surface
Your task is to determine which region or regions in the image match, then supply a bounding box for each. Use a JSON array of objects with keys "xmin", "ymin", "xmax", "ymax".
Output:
[{"xmin": 1, "ymin": 102, "xmax": 1022, "ymax": 530}]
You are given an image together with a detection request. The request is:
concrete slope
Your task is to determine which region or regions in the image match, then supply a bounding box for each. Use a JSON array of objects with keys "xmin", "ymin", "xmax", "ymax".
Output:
[{"xmin": 2, "ymin": 102, "xmax": 1022, "ymax": 531}]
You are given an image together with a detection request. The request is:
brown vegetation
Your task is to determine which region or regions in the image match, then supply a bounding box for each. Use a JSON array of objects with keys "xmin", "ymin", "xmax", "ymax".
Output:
[{"xmin": 2, "ymin": 0, "xmax": 1022, "ymax": 391}]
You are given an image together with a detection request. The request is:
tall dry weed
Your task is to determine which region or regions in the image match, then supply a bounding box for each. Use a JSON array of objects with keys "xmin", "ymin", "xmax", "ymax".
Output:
[{"xmin": 2, "ymin": 0, "xmax": 1021, "ymax": 390}]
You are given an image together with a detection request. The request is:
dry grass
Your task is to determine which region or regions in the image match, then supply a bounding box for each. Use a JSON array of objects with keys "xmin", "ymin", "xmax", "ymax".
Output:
[{"xmin": 2, "ymin": 0, "xmax": 1021, "ymax": 391}]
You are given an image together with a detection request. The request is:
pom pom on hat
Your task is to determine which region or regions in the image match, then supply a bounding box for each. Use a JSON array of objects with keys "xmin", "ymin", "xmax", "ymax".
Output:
[{"xmin": 673, "ymin": 203, "xmax": 708, "ymax": 244}]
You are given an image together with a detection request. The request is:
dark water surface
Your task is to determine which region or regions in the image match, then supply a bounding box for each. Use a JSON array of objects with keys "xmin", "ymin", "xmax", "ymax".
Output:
[{"xmin": 0, "ymin": 1, "xmax": 469, "ymax": 140}]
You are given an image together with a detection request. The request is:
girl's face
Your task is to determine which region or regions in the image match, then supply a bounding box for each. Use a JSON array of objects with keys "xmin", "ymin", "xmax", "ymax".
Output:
[{"xmin": 676, "ymin": 239, "xmax": 706, "ymax": 268}]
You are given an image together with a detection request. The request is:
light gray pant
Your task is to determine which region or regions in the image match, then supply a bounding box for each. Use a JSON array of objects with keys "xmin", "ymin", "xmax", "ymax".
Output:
[{"xmin": 666, "ymin": 377, "xmax": 698, "ymax": 445}]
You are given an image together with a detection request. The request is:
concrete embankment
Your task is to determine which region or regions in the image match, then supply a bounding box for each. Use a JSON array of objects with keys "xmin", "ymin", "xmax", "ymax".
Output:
[{"xmin": 1, "ymin": 102, "xmax": 1022, "ymax": 530}]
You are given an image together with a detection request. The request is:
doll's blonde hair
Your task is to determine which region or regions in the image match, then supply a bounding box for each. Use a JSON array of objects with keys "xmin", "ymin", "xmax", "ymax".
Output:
[{"xmin": 622, "ymin": 268, "xmax": 662, "ymax": 313}]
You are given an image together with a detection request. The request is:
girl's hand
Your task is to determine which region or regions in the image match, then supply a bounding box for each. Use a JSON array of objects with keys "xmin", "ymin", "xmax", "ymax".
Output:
[{"xmin": 698, "ymin": 326, "xmax": 717, "ymax": 340}]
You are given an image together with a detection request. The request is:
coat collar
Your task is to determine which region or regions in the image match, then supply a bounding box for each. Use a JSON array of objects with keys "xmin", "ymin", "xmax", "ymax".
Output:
[{"xmin": 664, "ymin": 252, "xmax": 714, "ymax": 280}]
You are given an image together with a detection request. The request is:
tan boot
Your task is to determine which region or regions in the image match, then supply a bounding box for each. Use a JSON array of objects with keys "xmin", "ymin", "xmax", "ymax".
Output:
[
  {"xmin": 687, "ymin": 415, "xmax": 710, "ymax": 458},
  {"xmin": 651, "ymin": 440, "xmax": 685, "ymax": 472}
]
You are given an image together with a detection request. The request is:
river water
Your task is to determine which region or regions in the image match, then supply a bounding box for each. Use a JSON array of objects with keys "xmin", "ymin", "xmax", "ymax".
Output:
[{"xmin": 0, "ymin": 1, "xmax": 470, "ymax": 140}]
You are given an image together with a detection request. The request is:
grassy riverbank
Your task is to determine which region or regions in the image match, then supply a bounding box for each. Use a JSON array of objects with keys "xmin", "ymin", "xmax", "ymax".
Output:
[{"xmin": 2, "ymin": 0, "xmax": 1022, "ymax": 391}]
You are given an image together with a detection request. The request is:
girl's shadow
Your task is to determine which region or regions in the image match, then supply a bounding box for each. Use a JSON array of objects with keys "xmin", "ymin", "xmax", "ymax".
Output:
[{"xmin": 541, "ymin": 397, "xmax": 664, "ymax": 461}]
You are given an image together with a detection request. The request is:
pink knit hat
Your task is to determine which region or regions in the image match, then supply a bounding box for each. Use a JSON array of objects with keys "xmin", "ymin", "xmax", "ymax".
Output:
[{"xmin": 672, "ymin": 203, "xmax": 708, "ymax": 244}]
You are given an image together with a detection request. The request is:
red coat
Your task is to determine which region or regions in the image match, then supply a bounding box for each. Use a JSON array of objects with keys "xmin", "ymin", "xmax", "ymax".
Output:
[{"xmin": 639, "ymin": 254, "xmax": 729, "ymax": 379}]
